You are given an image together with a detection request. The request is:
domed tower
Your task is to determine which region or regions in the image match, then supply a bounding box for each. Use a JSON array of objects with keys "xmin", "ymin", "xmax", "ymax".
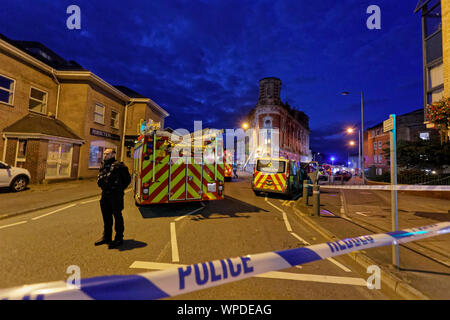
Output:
[{"xmin": 258, "ymin": 77, "xmax": 282, "ymax": 106}]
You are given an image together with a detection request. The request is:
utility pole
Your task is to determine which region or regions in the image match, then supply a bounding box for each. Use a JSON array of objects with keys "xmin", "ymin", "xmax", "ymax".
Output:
[{"xmin": 384, "ymin": 114, "xmax": 399, "ymax": 268}]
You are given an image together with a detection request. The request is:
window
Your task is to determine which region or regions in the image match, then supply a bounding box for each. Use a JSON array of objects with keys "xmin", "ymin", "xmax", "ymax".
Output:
[
  {"xmin": 428, "ymin": 62, "xmax": 444, "ymax": 89},
  {"xmin": 89, "ymin": 140, "xmax": 117, "ymax": 168},
  {"xmin": 256, "ymin": 160, "xmax": 286, "ymax": 174},
  {"xmin": 425, "ymin": 3, "xmax": 442, "ymax": 37},
  {"xmin": 427, "ymin": 87, "xmax": 444, "ymax": 104},
  {"xmin": 29, "ymin": 87, "xmax": 47, "ymax": 113},
  {"xmin": 378, "ymin": 154, "xmax": 383, "ymax": 163},
  {"xmin": 94, "ymin": 104, "xmax": 105, "ymax": 124},
  {"xmin": 0, "ymin": 74, "xmax": 15, "ymax": 105},
  {"xmin": 374, "ymin": 155, "xmax": 377, "ymax": 164},
  {"xmin": 111, "ymin": 110, "xmax": 119, "ymax": 129},
  {"xmin": 373, "ymin": 142, "xmax": 377, "ymax": 151},
  {"xmin": 17, "ymin": 140, "xmax": 27, "ymax": 160},
  {"xmin": 378, "ymin": 141, "xmax": 382, "ymax": 149},
  {"xmin": 420, "ymin": 132, "xmax": 430, "ymax": 140}
]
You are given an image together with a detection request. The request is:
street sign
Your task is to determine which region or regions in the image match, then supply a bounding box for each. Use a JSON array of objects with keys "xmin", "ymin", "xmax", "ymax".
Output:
[{"xmin": 383, "ymin": 118, "xmax": 394, "ymax": 132}]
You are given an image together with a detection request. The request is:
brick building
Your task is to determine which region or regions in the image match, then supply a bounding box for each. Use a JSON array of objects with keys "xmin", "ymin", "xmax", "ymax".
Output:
[
  {"xmin": 363, "ymin": 108, "xmax": 435, "ymax": 175},
  {"xmin": 0, "ymin": 33, "xmax": 168, "ymax": 183},
  {"xmin": 415, "ymin": 0, "xmax": 450, "ymax": 138},
  {"xmin": 246, "ymin": 77, "xmax": 311, "ymax": 162}
]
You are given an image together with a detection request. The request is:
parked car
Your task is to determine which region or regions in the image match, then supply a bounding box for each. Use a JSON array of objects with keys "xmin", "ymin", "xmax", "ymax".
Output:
[
  {"xmin": 0, "ymin": 161, "xmax": 31, "ymax": 192},
  {"xmin": 333, "ymin": 170, "xmax": 352, "ymax": 182}
]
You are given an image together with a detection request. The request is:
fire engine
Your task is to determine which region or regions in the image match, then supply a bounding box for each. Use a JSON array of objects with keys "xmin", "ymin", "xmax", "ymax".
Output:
[
  {"xmin": 133, "ymin": 125, "xmax": 225, "ymax": 206},
  {"xmin": 251, "ymin": 157, "xmax": 302, "ymax": 197}
]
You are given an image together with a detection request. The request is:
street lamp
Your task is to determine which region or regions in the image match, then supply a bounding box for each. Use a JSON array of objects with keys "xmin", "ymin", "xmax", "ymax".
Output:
[
  {"xmin": 242, "ymin": 122, "xmax": 249, "ymax": 130},
  {"xmin": 330, "ymin": 156, "xmax": 335, "ymax": 166},
  {"xmin": 342, "ymin": 91, "xmax": 365, "ymax": 184}
]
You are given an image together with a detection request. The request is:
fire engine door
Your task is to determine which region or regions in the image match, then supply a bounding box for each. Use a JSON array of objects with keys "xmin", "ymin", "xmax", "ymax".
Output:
[
  {"xmin": 169, "ymin": 154, "xmax": 187, "ymax": 201},
  {"xmin": 186, "ymin": 156, "xmax": 202, "ymax": 200}
]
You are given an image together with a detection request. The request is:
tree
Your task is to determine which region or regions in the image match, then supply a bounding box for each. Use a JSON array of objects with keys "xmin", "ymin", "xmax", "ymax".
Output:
[{"xmin": 382, "ymin": 135, "xmax": 450, "ymax": 171}]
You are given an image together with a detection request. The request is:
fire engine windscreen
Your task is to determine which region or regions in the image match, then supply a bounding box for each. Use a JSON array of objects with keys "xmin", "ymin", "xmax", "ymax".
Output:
[{"xmin": 256, "ymin": 160, "xmax": 285, "ymax": 174}]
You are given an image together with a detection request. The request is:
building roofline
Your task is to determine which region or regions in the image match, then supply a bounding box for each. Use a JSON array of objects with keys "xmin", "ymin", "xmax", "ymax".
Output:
[
  {"xmin": 0, "ymin": 36, "xmax": 54, "ymax": 74},
  {"xmin": 1, "ymin": 35, "xmax": 170, "ymax": 115}
]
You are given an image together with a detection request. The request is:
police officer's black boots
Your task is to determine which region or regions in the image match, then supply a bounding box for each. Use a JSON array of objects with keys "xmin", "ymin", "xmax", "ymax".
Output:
[
  {"xmin": 94, "ymin": 236, "xmax": 112, "ymax": 246},
  {"xmin": 108, "ymin": 237, "xmax": 123, "ymax": 249}
]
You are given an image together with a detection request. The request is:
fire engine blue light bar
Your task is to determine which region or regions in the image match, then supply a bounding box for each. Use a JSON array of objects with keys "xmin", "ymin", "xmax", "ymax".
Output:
[{"xmin": 0, "ymin": 222, "xmax": 448, "ymax": 300}]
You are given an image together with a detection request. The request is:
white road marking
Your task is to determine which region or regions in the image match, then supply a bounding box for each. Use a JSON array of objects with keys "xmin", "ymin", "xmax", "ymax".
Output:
[
  {"xmin": 355, "ymin": 212, "xmax": 368, "ymax": 217},
  {"xmin": 254, "ymin": 271, "xmax": 366, "ymax": 286},
  {"xmin": 291, "ymin": 232, "xmax": 351, "ymax": 272},
  {"xmin": 130, "ymin": 261, "xmax": 365, "ymax": 286},
  {"xmin": 0, "ymin": 220, "xmax": 27, "ymax": 230},
  {"xmin": 174, "ymin": 206, "xmax": 204, "ymax": 222},
  {"xmin": 326, "ymin": 257, "xmax": 352, "ymax": 272},
  {"xmin": 290, "ymin": 232, "xmax": 310, "ymax": 245},
  {"xmin": 31, "ymin": 204, "xmax": 77, "ymax": 221},
  {"xmin": 80, "ymin": 198, "xmax": 100, "ymax": 204},
  {"xmin": 130, "ymin": 261, "xmax": 185, "ymax": 270},
  {"xmin": 170, "ymin": 222, "xmax": 180, "ymax": 263},
  {"xmin": 265, "ymin": 199, "xmax": 292, "ymax": 232}
]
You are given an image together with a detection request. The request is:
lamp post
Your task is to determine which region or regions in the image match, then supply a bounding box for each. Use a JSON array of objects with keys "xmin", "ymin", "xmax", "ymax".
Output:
[
  {"xmin": 342, "ymin": 91, "xmax": 365, "ymax": 184},
  {"xmin": 346, "ymin": 128, "xmax": 361, "ymax": 178}
]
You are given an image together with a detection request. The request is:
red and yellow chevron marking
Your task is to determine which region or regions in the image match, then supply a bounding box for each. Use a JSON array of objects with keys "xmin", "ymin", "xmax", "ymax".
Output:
[
  {"xmin": 254, "ymin": 172, "xmax": 287, "ymax": 192},
  {"xmin": 187, "ymin": 158, "xmax": 202, "ymax": 200},
  {"xmin": 202, "ymin": 162, "xmax": 216, "ymax": 200},
  {"xmin": 169, "ymin": 158, "xmax": 187, "ymax": 201},
  {"xmin": 142, "ymin": 136, "xmax": 171, "ymax": 204},
  {"xmin": 141, "ymin": 137, "xmax": 168, "ymax": 179},
  {"xmin": 224, "ymin": 162, "xmax": 232, "ymax": 177}
]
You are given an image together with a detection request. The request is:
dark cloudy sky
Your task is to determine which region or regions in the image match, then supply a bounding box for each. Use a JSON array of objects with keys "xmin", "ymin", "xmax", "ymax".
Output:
[{"xmin": 0, "ymin": 0, "xmax": 424, "ymax": 163}]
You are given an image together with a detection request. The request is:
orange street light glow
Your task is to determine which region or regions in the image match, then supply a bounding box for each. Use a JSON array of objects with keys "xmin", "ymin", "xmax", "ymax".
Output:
[
  {"xmin": 346, "ymin": 128, "xmax": 354, "ymax": 134},
  {"xmin": 349, "ymin": 141, "xmax": 356, "ymax": 146},
  {"xmin": 242, "ymin": 123, "xmax": 249, "ymax": 129}
]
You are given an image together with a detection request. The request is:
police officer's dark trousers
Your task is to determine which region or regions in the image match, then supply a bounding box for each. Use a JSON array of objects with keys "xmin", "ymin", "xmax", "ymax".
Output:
[{"xmin": 100, "ymin": 191, "xmax": 124, "ymax": 241}]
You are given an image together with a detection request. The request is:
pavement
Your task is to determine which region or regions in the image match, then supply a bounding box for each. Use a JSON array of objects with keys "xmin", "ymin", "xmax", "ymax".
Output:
[
  {"xmin": 304, "ymin": 187, "xmax": 450, "ymax": 299},
  {"xmin": 0, "ymin": 178, "xmax": 101, "ymax": 220},
  {"xmin": 0, "ymin": 172, "xmax": 448, "ymax": 299}
]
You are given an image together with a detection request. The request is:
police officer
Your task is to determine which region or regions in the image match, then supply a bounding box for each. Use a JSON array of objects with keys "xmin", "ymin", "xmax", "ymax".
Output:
[{"xmin": 95, "ymin": 148, "xmax": 131, "ymax": 249}]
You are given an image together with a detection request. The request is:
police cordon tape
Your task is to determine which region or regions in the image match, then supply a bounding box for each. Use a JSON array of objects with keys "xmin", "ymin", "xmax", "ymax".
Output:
[
  {"xmin": 1, "ymin": 222, "xmax": 449, "ymax": 300},
  {"xmin": 317, "ymin": 184, "xmax": 450, "ymax": 191}
]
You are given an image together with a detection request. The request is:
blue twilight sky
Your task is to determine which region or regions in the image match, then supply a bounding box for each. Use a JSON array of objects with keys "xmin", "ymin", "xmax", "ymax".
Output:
[{"xmin": 0, "ymin": 0, "xmax": 424, "ymax": 163}]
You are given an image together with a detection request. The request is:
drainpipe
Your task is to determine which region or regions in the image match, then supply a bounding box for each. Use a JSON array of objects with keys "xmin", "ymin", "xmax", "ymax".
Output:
[
  {"xmin": 2, "ymin": 134, "xmax": 7, "ymax": 162},
  {"xmin": 120, "ymin": 101, "xmax": 133, "ymax": 162},
  {"xmin": 51, "ymin": 70, "xmax": 61, "ymax": 119}
]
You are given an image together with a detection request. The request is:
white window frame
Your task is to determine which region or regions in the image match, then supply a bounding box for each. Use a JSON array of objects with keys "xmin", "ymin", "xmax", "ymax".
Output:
[
  {"xmin": 29, "ymin": 86, "xmax": 48, "ymax": 114},
  {"xmin": 94, "ymin": 103, "xmax": 105, "ymax": 125},
  {"xmin": 378, "ymin": 141, "xmax": 382, "ymax": 149},
  {"xmin": 14, "ymin": 139, "xmax": 27, "ymax": 166},
  {"xmin": 0, "ymin": 73, "xmax": 15, "ymax": 106},
  {"xmin": 45, "ymin": 142, "xmax": 73, "ymax": 179},
  {"xmin": 111, "ymin": 109, "xmax": 120, "ymax": 129}
]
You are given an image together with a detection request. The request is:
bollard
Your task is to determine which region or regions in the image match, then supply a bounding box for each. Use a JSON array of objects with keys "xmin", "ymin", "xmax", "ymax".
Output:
[
  {"xmin": 302, "ymin": 180, "xmax": 309, "ymax": 206},
  {"xmin": 312, "ymin": 184, "xmax": 320, "ymax": 217}
]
